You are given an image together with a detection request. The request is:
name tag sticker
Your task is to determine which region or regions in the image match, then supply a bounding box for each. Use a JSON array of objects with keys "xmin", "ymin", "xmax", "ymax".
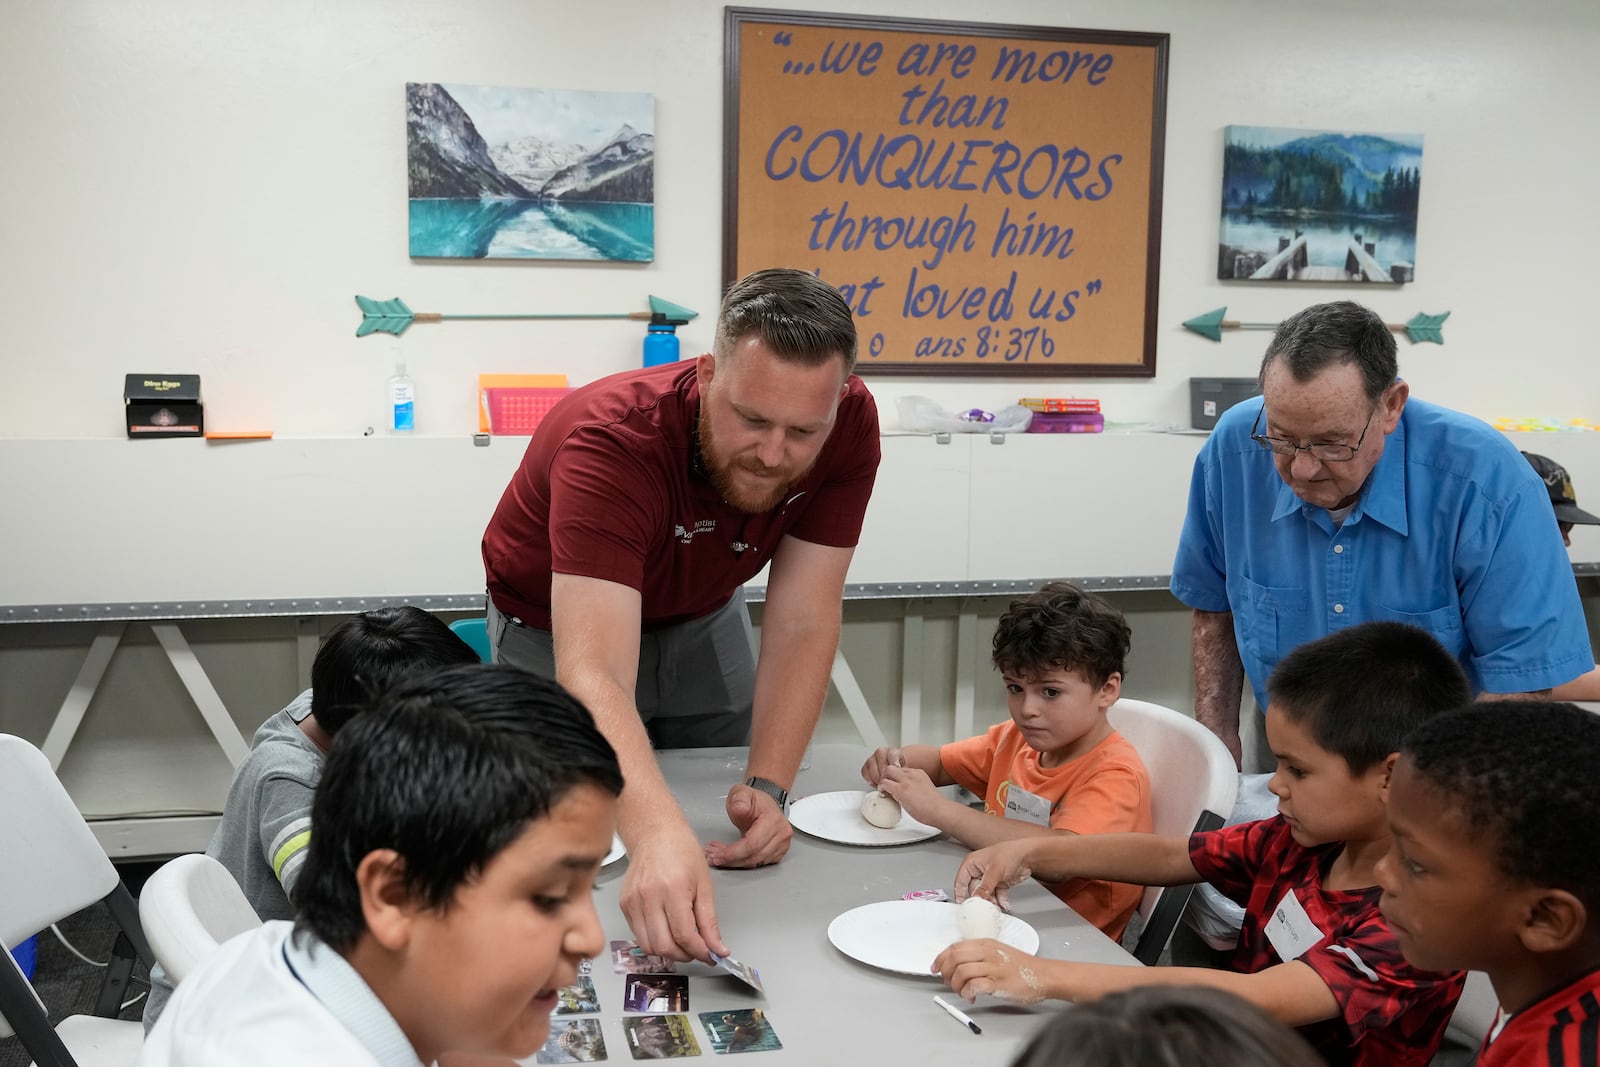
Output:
[
  {"xmin": 1003, "ymin": 785, "xmax": 1052, "ymax": 826},
  {"xmin": 1264, "ymin": 888, "xmax": 1325, "ymax": 962}
]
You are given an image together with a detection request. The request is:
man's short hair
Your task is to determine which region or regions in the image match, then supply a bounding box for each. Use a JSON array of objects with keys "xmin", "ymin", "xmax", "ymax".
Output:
[
  {"xmin": 1402, "ymin": 700, "xmax": 1600, "ymax": 917},
  {"xmin": 310, "ymin": 606, "xmax": 479, "ymax": 734},
  {"xmin": 714, "ymin": 268, "xmax": 858, "ymax": 373},
  {"xmin": 1266, "ymin": 621, "xmax": 1469, "ymax": 774},
  {"xmin": 295, "ymin": 663, "xmax": 623, "ymax": 952},
  {"xmin": 991, "ymin": 581, "xmax": 1131, "ymax": 688},
  {"xmin": 1259, "ymin": 300, "xmax": 1398, "ymax": 404}
]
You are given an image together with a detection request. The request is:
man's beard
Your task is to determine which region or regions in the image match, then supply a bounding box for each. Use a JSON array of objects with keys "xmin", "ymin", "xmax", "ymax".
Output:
[{"xmin": 699, "ymin": 405, "xmax": 806, "ymax": 514}]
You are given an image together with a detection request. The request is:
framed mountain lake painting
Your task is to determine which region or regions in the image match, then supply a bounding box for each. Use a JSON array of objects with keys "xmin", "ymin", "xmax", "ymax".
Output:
[{"xmin": 407, "ymin": 82, "xmax": 655, "ymax": 261}]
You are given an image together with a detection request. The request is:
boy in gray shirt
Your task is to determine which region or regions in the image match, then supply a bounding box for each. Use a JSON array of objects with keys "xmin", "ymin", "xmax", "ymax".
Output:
[{"xmin": 143, "ymin": 606, "xmax": 477, "ymax": 1029}]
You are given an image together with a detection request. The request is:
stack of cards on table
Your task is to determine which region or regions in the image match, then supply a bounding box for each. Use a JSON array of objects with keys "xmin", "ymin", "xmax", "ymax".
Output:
[{"xmin": 535, "ymin": 939, "xmax": 780, "ymax": 1060}]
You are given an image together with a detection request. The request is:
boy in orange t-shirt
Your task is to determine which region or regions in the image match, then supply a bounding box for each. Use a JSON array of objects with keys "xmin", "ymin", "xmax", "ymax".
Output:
[{"xmin": 862, "ymin": 581, "xmax": 1152, "ymax": 937}]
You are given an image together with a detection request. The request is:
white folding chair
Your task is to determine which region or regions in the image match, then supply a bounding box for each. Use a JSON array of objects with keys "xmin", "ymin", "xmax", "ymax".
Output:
[
  {"xmin": 1105, "ymin": 698, "xmax": 1240, "ymax": 965},
  {"xmin": 1446, "ymin": 970, "xmax": 1499, "ymax": 1049},
  {"xmin": 0, "ymin": 733, "xmax": 152, "ymax": 1067},
  {"xmin": 138, "ymin": 854, "xmax": 262, "ymax": 985}
]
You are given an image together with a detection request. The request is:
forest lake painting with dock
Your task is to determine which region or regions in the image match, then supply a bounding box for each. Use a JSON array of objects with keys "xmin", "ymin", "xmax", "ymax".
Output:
[
  {"xmin": 1219, "ymin": 125, "xmax": 1422, "ymax": 284},
  {"xmin": 407, "ymin": 82, "xmax": 654, "ymax": 261}
]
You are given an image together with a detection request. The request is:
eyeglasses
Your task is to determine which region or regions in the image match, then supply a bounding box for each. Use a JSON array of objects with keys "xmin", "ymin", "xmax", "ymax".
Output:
[{"xmin": 1250, "ymin": 402, "xmax": 1379, "ymax": 463}]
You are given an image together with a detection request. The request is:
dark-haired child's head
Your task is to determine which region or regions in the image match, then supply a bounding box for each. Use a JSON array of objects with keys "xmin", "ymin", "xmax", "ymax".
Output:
[
  {"xmin": 991, "ymin": 582, "xmax": 1131, "ymax": 764},
  {"xmin": 1008, "ymin": 985, "xmax": 1323, "ymax": 1067},
  {"xmin": 310, "ymin": 606, "xmax": 479, "ymax": 734},
  {"xmin": 992, "ymin": 581, "xmax": 1131, "ymax": 687},
  {"xmin": 1377, "ymin": 701, "xmax": 1600, "ymax": 977},
  {"xmin": 1263, "ymin": 622, "xmax": 1468, "ymax": 848},
  {"xmin": 1267, "ymin": 621, "xmax": 1469, "ymax": 773},
  {"xmin": 296, "ymin": 663, "xmax": 623, "ymax": 1063}
]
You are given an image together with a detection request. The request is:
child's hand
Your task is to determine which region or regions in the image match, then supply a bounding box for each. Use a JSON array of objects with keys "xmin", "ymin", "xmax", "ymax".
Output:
[
  {"xmin": 876, "ymin": 765, "xmax": 942, "ymax": 822},
  {"xmin": 932, "ymin": 939, "xmax": 1050, "ymax": 1005},
  {"xmin": 953, "ymin": 839, "xmax": 1034, "ymax": 911},
  {"xmin": 860, "ymin": 746, "xmax": 905, "ymax": 787}
]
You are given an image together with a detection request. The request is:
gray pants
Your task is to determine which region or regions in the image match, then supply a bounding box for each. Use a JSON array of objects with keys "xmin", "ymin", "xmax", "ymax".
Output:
[
  {"xmin": 488, "ymin": 591, "xmax": 756, "ymax": 749},
  {"xmin": 1248, "ymin": 703, "xmax": 1275, "ymax": 774}
]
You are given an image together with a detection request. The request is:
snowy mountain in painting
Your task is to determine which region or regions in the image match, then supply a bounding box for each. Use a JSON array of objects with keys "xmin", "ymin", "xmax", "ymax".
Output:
[
  {"xmin": 539, "ymin": 124, "xmax": 654, "ymax": 203},
  {"xmin": 489, "ymin": 136, "xmax": 589, "ymax": 192},
  {"xmin": 406, "ymin": 83, "xmax": 531, "ymax": 199}
]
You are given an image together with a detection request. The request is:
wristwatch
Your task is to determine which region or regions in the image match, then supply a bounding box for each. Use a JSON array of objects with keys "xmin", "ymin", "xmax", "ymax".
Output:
[{"xmin": 744, "ymin": 776, "xmax": 789, "ymax": 812}]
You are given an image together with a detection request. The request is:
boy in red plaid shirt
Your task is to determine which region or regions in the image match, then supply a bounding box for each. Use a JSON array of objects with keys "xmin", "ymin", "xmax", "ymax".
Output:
[
  {"xmin": 1377, "ymin": 700, "xmax": 1600, "ymax": 1067},
  {"xmin": 935, "ymin": 621, "xmax": 1469, "ymax": 1067}
]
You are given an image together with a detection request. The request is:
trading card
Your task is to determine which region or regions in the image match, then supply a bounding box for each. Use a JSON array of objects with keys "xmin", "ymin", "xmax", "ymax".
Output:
[
  {"xmin": 535, "ymin": 1017, "xmax": 608, "ymax": 1062},
  {"xmin": 579, "ymin": 958, "xmax": 594, "ymax": 976},
  {"xmin": 623, "ymin": 973, "xmax": 689, "ymax": 1013},
  {"xmin": 708, "ymin": 952, "xmax": 764, "ymax": 993},
  {"xmin": 698, "ymin": 1009, "xmax": 783, "ymax": 1054},
  {"xmin": 610, "ymin": 939, "xmax": 677, "ymax": 974},
  {"xmin": 622, "ymin": 1014, "xmax": 701, "ymax": 1059},
  {"xmin": 553, "ymin": 975, "xmax": 601, "ymax": 1015}
]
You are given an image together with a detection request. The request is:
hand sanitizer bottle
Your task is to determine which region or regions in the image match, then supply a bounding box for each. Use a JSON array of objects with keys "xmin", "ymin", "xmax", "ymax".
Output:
[{"xmin": 388, "ymin": 362, "xmax": 415, "ymax": 433}]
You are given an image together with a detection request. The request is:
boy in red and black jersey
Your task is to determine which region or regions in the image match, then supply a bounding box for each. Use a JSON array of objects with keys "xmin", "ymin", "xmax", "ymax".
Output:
[
  {"xmin": 1378, "ymin": 700, "xmax": 1600, "ymax": 1067},
  {"xmin": 937, "ymin": 621, "xmax": 1469, "ymax": 1067}
]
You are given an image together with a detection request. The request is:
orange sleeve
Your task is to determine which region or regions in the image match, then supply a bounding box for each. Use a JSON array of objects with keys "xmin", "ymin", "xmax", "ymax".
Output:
[{"xmin": 938, "ymin": 723, "xmax": 1007, "ymax": 799}]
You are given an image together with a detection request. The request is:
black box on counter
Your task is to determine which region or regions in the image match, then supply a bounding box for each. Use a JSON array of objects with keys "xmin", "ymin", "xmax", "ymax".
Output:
[{"xmin": 125, "ymin": 374, "xmax": 203, "ymax": 438}]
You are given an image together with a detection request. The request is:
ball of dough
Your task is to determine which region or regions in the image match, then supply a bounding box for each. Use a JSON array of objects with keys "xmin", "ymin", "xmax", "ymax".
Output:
[
  {"xmin": 860, "ymin": 789, "xmax": 902, "ymax": 828},
  {"xmin": 957, "ymin": 895, "xmax": 1003, "ymax": 940}
]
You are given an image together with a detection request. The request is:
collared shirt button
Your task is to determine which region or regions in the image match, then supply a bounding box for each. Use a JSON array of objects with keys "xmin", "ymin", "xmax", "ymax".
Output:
[
  {"xmin": 1333, "ymin": 544, "xmax": 1344, "ymax": 554},
  {"xmin": 1334, "ymin": 603, "xmax": 1345, "ymax": 613}
]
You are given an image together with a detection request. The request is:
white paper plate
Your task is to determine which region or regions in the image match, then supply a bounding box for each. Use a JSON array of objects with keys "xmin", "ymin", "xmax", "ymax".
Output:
[
  {"xmin": 827, "ymin": 900, "xmax": 1040, "ymax": 975},
  {"xmin": 603, "ymin": 833, "xmax": 626, "ymax": 866},
  {"xmin": 788, "ymin": 790, "xmax": 942, "ymax": 846}
]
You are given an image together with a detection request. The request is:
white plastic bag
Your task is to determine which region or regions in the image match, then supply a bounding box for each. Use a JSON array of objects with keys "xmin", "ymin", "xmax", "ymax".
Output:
[
  {"xmin": 895, "ymin": 395, "xmax": 1034, "ymax": 434},
  {"xmin": 1185, "ymin": 773, "xmax": 1278, "ymax": 950}
]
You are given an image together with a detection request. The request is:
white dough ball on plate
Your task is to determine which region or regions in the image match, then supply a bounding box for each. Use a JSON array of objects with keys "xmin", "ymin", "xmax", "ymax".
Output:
[
  {"xmin": 957, "ymin": 895, "xmax": 1003, "ymax": 940},
  {"xmin": 860, "ymin": 789, "xmax": 903, "ymax": 828}
]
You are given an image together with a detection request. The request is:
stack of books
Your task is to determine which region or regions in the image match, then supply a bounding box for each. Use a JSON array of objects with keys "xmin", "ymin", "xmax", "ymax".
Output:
[{"xmin": 1019, "ymin": 397, "xmax": 1104, "ymax": 433}]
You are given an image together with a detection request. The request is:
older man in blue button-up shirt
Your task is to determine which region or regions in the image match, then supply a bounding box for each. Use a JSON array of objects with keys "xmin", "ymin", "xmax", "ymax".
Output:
[{"xmin": 1171, "ymin": 301, "xmax": 1592, "ymax": 768}]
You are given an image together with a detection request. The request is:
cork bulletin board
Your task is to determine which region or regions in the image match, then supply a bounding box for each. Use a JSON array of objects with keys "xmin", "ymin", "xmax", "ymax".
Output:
[{"xmin": 723, "ymin": 9, "xmax": 1168, "ymax": 377}]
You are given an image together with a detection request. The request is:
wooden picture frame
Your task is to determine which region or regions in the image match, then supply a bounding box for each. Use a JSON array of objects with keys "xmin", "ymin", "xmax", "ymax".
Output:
[{"xmin": 723, "ymin": 8, "xmax": 1168, "ymax": 377}]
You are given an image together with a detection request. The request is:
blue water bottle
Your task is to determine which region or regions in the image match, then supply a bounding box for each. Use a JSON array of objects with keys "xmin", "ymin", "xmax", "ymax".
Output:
[{"xmin": 643, "ymin": 313, "xmax": 682, "ymax": 367}]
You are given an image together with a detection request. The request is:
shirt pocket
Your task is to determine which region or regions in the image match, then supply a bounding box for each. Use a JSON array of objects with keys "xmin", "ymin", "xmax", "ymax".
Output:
[
  {"xmin": 1234, "ymin": 575, "xmax": 1308, "ymax": 686},
  {"xmin": 1370, "ymin": 602, "xmax": 1466, "ymax": 659}
]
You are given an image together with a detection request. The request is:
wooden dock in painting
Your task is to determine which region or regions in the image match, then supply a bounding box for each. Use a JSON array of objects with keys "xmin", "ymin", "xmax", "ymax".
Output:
[
  {"xmin": 1346, "ymin": 234, "xmax": 1412, "ymax": 283},
  {"xmin": 1242, "ymin": 230, "xmax": 1411, "ymax": 283},
  {"xmin": 1248, "ymin": 233, "xmax": 1309, "ymax": 280}
]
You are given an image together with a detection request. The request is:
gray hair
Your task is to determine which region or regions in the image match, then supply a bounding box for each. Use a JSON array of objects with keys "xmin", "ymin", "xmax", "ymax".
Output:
[{"xmin": 1258, "ymin": 301, "xmax": 1397, "ymax": 403}]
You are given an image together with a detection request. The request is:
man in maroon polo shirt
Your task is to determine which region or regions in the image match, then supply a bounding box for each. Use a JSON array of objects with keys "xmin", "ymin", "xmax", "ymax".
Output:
[{"xmin": 482, "ymin": 268, "xmax": 881, "ymax": 963}]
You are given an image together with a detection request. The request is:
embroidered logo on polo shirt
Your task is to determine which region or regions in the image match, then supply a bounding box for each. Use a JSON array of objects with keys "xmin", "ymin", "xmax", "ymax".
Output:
[{"xmin": 674, "ymin": 519, "xmax": 717, "ymax": 544}]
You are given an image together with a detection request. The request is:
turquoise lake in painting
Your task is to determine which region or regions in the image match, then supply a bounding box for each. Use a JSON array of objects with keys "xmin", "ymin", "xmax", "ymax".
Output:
[{"xmin": 409, "ymin": 199, "xmax": 654, "ymax": 261}]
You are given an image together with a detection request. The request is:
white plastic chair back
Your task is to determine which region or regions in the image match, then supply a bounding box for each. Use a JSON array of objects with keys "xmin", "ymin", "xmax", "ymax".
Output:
[
  {"xmin": 1447, "ymin": 970, "xmax": 1499, "ymax": 1048},
  {"xmin": 1106, "ymin": 698, "xmax": 1240, "ymax": 963},
  {"xmin": 139, "ymin": 854, "xmax": 263, "ymax": 984},
  {"xmin": 0, "ymin": 735, "xmax": 119, "ymax": 951},
  {"xmin": 0, "ymin": 734, "xmax": 147, "ymax": 1063}
]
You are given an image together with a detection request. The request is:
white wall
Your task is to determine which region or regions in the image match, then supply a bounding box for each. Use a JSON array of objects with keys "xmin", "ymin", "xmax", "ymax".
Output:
[
  {"xmin": 4, "ymin": 1, "xmax": 1600, "ymax": 836},
  {"xmin": 4, "ymin": 0, "xmax": 1598, "ymax": 444}
]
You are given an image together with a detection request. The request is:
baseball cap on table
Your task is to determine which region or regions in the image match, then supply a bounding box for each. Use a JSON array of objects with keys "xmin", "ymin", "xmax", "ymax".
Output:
[{"xmin": 1523, "ymin": 452, "xmax": 1600, "ymax": 525}]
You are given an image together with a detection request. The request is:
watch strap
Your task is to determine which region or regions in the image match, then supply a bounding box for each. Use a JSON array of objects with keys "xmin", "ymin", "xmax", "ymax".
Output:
[{"xmin": 744, "ymin": 775, "xmax": 789, "ymax": 811}]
